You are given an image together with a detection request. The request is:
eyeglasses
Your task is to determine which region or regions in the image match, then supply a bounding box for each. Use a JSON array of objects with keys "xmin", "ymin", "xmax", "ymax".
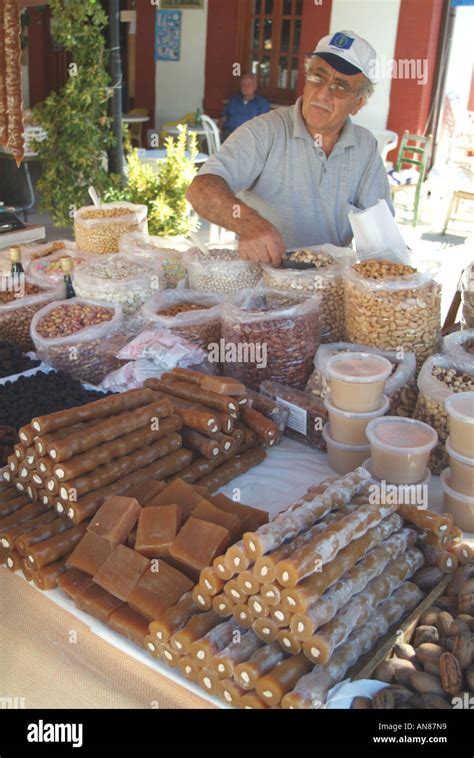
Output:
[{"xmin": 305, "ymin": 73, "xmax": 363, "ymax": 99}]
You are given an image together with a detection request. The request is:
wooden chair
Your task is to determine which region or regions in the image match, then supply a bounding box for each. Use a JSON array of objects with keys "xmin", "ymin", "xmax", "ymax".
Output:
[
  {"xmin": 127, "ymin": 108, "xmax": 148, "ymax": 148},
  {"xmin": 390, "ymin": 131, "xmax": 432, "ymax": 226},
  {"xmin": 442, "ymin": 190, "xmax": 474, "ymax": 234}
]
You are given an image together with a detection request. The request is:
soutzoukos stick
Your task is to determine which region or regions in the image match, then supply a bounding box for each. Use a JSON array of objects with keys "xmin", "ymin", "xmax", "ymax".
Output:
[
  {"xmin": 233, "ymin": 641, "xmax": 287, "ymax": 691},
  {"xmin": 243, "ymin": 467, "xmax": 370, "ymax": 559},
  {"xmin": 291, "ymin": 528, "xmax": 417, "ymax": 639},
  {"xmin": 303, "ymin": 548, "xmax": 424, "ymax": 664},
  {"xmin": 209, "ymin": 630, "xmax": 263, "ymax": 679},
  {"xmin": 31, "ymin": 388, "xmax": 157, "ymax": 435},
  {"xmin": 281, "ymin": 513, "xmax": 403, "ymax": 614},
  {"xmin": 275, "ymin": 502, "xmax": 399, "ymax": 587},
  {"xmin": 281, "ymin": 582, "xmax": 424, "ymax": 709}
]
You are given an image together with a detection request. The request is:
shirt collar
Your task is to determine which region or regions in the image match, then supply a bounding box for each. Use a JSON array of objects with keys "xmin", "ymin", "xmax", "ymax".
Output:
[{"xmin": 291, "ymin": 96, "xmax": 356, "ymax": 152}]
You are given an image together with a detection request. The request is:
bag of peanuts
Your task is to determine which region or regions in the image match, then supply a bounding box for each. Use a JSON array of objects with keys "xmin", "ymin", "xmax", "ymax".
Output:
[
  {"xmin": 343, "ymin": 256, "xmax": 442, "ymax": 369},
  {"xmin": 306, "ymin": 342, "xmax": 418, "ymax": 418},
  {"xmin": 221, "ymin": 287, "xmax": 321, "ymax": 390},
  {"xmin": 26, "ymin": 248, "xmax": 95, "ymax": 287},
  {"xmin": 74, "ymin": 202, "xmax": 148, "ymax": 255},
  {"xmin": 30, "ymin": 298, "xmax": 125, "ymax": 386},
  {"xmin": 261, "ymin": 244, "xmax": 355, "ymax": 343},
  {"xmin": 141, "ymin": 290, "xmax": 222, "ymax": 352},
  {"xmin": 413, "ymin": 354, "xmax": 474, "ymax": 475},
  {"xmin": 461, "ymin": 262, "xmax": 474, "ymax": 329},
  {"xmin": 184, "ymin": 243, "xmax": 262, "ymax": 295},
  {"xmin": 0, "ymin": 277, "xmax": 65, "ymax": 353},
  {"xmin": 72, "ymin": 254, "xmax": 163, "ymax": 315},
  {"xmin": 442, "ymin": 329, "xmax": 474, "ymax": 374},
  {"xmin": 119, "ymin": 231, "xmax": 190, "ymax": 288}
]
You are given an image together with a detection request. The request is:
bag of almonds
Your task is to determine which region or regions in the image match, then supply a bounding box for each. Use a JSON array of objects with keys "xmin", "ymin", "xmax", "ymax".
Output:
[
  {"xmin": 30, "ymin": 298, "xmax": 125, "ymax": 386},
  {"xmin": 261, "ymin": 244, "xmax": 355, "ymax": 343},
  {"xmin": 74, "ymin": 202, "xmax": 148, "ymax": 255},
  {"xmin": 413, "ymin": 354, "xmax": 474, "ymax": 475},
  {"xmin": 461, "ymin": 263, "xmax": 474, "ymax": 329},
  {"xmin": 343, "ymin": 257, "xmax": 441, "ymax": 370},
  {"xmin": 0, "ymin": 277, "xmax": 65, "ymax": 353},
  {"xmin": 141, "ymin": 290, "xmax": 222, "ymax": 352},
  {"xmin": 442, "ymin": 330, "xmax": 474, "ymax": 374},
  {"xmin": 306, "ymin": 342, "xmax": 418, "ymax": 417},
  {"xmin": 119, "ymin": 231, "xmax": 190, "ymax": 288},
  {"xmin": 221, "ymin": 287, "xmax": 321, "ymax": 390}
]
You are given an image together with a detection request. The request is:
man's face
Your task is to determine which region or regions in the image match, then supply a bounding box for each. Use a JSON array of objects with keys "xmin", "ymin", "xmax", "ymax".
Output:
[
  {"xmin": 241, "ymin": 77, "xmax": 257, "ymax": 99},
  {"xmin": 302, "ymin": 58, "xmax": 367, "ymax": 135}
]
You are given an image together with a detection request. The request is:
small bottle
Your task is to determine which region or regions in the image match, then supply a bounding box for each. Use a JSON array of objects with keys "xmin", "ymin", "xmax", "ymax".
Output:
[
  {"xmin": 61, "ymin": 256, "xmax": 76, "ymax": 299},
  {"xmin": 195, "ymin": 107, "xmax": 202, "ymax": 126},
  {"xmin": 10, "ymin": 246, "xmax": 24, "ymax": 275}
]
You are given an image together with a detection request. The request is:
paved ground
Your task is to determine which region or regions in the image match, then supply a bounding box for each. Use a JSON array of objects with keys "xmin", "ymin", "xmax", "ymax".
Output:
[{"xmin": 27, "ymin": 180, "xmax": 473, "ymax": 325}]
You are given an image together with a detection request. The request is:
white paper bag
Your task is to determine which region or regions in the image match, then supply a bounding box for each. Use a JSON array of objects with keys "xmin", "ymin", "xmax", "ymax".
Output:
[{"xmin": 348, "ymin": 199, "xmax": 409, "ymax": 263}]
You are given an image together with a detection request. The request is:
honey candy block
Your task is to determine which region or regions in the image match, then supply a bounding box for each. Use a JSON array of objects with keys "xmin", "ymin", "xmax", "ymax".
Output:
[
  {"xmin": 200, "ymin": 375, "xmax": 246, "ymax": 396},
  {"xmin": 191, "ymin": 499, "xmax": 241, "ymax": 540},
  {"xmin": 66, "ymin": 531, "xmax": 116, "ymax": 576},
  {"xmin": 121, "ymin": 480, "xmax": 166, "ymax": 505},
  {"xmin": 169, "ymin": 517, "xmax": 230, "ymax": 574},
  {"xmin": 127, "ymin": 560, "xmax": 193, "ymax": 621},
  {"xmin": 147, "ymin": 478, "xmax": 202, "ymax": 517},
  {"xmin": 107, "ymin": 605, "xmax": 150, "ymax": 647},
  {"xmin": 87, "ymin": 496, "xmax": 141, "ymax": 544},
  {"xmin": 135, "ymin": 505, "xmax": 183, "ymax": 558},
  {"xmin": 207, "ymin": 493, "xmax": 269, "ymax": 532},
  {"xmin": 94, "ymin": 545, "xmax": 149, "ymax": 601},
  {"xmin": 75, "ymin": 583, "xmax": 124, "ymax": 622},
  {"xmin": 57, "ymin": 568, "xmax": 94, "ymax": 600}
]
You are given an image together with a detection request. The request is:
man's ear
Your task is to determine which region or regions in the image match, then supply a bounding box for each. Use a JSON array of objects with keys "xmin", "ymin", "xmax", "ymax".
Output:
[{"xmin": 350, "ymin": 96, "xmax": 367, "ymax": 117}]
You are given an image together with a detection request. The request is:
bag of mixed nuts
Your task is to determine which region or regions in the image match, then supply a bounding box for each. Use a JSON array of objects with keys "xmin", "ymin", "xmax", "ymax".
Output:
[{"xmin": 413, "ymin": 354, "xmax": 474, "ymax": 475}]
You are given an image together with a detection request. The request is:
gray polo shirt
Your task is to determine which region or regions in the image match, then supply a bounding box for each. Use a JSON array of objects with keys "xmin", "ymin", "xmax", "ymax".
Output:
[{"xmin": 198, "ymin": 96, "xmax": 393, "ymax": 249}]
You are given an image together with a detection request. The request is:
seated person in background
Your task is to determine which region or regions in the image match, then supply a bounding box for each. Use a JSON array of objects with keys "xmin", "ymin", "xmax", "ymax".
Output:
[{"xmin": 220, "ymin": 75, "xmax": 270, "ymax": 139}]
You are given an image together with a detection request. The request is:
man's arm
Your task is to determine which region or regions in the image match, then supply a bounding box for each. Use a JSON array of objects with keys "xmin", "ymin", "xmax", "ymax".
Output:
[
  {"xmin": 354, "ymin": 137, "xmax": 395, "ymax": 214},
  {"xmin": 186, "ymin": 120, "xmax": 284, "ymax": 265},
  {"xmin": 186, "ymin": 175, "xmax": 284, "ymax": 265}
]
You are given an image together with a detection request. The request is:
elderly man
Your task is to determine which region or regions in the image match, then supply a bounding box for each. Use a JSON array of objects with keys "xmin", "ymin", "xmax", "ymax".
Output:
[
  {"xmin": 187, "ymin": 31, "xmax": 393, "ymax": 266},
  {"xmin": 220, "ymin": 74, "xmax": 270, "ymax": 139}
]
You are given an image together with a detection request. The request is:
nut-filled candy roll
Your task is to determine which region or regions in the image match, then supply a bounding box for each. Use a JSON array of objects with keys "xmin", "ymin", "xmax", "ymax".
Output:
[
  {"xmin": 243, "ymin": 468, "xmax": 370, "ymax": 559},
  {"xmin": 26, "ymin": 522, "xmax": 88, "ymax": 569},
  {"xmin": 255, "ymin": 653, "xmax": 313, "ymax": 706},
  {"xmin": 281, "ymin": 513, "xmax": 403, "ymax": 614},
  {"xmin": 214, "ymin": 594, "xmax": 235, "ymax": 618},
  {"xmin": 209, "ymin": 629, "xmax": 262, "ymax": 679},
  {"xmin": 190, "ymin": 619, "xmax": 239, "ymax": 665},
  {"xmin": 193, "ymin": 585, "xmax": 213, "ymax": 611},
  {"xmin": 16, "ymin": 516, "xmax": 73, "ymax": 557},
  {"xmin": 169, "ymin": 609, "xmax": 221, "ymax": 655},
  {"xmin": 32, "ymin": 557, "xmax": 68, "ymax": 590},
  {"xmin": 177, "ymin": 656, "xmax": 200, "ymax": 683},
  {"xmin": 148, "ymin": 591, "xmax": 196, "ymax": 644},
  {"xmin": 218, "ymin": 679, "xmax": 246, "ymax": 707},
  {"xmin": 233, "ymin": 642, "xmax": 287, "ymax": 691},
  {"xmin": 252, "ymin": 617, "xmax": 279, "ymax": 643},
  {"xmin": 236, "ymin": 570, "xmax": 261, "ymax": 596},
  {"xmin": 1, "ymin": 509, "xmax": 57, "ymax": 550},
  {"xmin": 232, "ymin": 603, "xmax": 253, "ymax": 628},
  {"xmin": 31, "ymin": 388, "xmax": 157, "ymax": 435},
  {"xmin": 200, "ymin": 566, "xmax": 225, "ymax": 596}
]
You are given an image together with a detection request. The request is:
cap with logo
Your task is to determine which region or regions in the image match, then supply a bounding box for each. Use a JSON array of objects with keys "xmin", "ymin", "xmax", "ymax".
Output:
[{"xmin": 310, "ymin": 31, "xmax": 377, "ymax": 83}]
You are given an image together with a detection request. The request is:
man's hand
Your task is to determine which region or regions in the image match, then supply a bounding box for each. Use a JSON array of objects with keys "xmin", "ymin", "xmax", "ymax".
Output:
[{"xmin": 238, "ymin": 217, "xmax": 285, "ymax": 267}]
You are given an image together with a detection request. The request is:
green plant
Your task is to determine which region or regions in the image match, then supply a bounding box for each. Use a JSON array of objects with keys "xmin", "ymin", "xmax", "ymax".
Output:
[
  {"xmin": 104, "ymin": 126, "xmax": 200, "ymax": 238},
  {"xmin": 32, "ymin": 0, "xmax": 115, "ymax": 227}
]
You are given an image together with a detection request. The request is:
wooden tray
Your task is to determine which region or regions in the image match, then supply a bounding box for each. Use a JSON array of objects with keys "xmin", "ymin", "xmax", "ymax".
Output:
[{"xmin": 349, "ymin": 574, "xmax": 452, "ymax": 681}]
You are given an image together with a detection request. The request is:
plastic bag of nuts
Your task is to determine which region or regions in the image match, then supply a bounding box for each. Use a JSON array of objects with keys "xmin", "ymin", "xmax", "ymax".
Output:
[
  {"xmin": 26, "ymin": 247, "xmax": 94, "ymax": 287},
  {"xmin": 344, "ymin": 257, "xmax": 441, "ymax": 369},
  {"xmin": 261, "ymin": 244, "xmax": 354, "ymax": 343},
  {"xmin": 30, "ymin": 298, "xmax": 125, "ymax": 386},
  {"xmin": 460, "ymin": 263, "xmax": 474, "ymax": 329},
  {"xmin": 74, "ymin": 202, "xmax": 148, "ymax": 255},
  {"xmin": 0, "ymin": 277, "xmax": 65, "ymax": 352},
  {"xmin": 184, "ymin": 243, "xmax": 262, "ymax": 295},
  {"xmin": 442, "ymin": 330, "xmax": 474, "ymax": 374},
  {"xmin": 119, "ymin": 231, "xmax": 190, "ymax": 288},
  {"xmin": 0, "ymin": 240, "xmax": 69, "ymax": 276},
  {"xmin": 221, "ymin": 287, "xmax": 321, "ymax": 390},
  {"xmin": 306, "ymin": 342, "xmax": 418, "ymax": 418},
  {"xmin": 413, "ymin": 354, "xmax": 474, "ymax": 475},
  {"xmin": 141, "ymin": 290, "xmax": 222, "ymax": 351},
  {"xmin": 72, "ymin": 254, "xmax": 163, "ymax": 315}
]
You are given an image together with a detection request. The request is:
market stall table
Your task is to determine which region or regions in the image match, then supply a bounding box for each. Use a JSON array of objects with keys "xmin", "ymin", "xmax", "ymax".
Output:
[{"xmin": 2, "ymin": 435, "xmax": 469, "ymax": 710}]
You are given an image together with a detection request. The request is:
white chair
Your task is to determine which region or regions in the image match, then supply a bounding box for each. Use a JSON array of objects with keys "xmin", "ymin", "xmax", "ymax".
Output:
[
  {"xmin": 369, "ymin": 129, "xmax": 399, "ymax": 166},
  {"xmin": 200, "ymin": 114, "xmax": 221, "ymax": 156}
]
